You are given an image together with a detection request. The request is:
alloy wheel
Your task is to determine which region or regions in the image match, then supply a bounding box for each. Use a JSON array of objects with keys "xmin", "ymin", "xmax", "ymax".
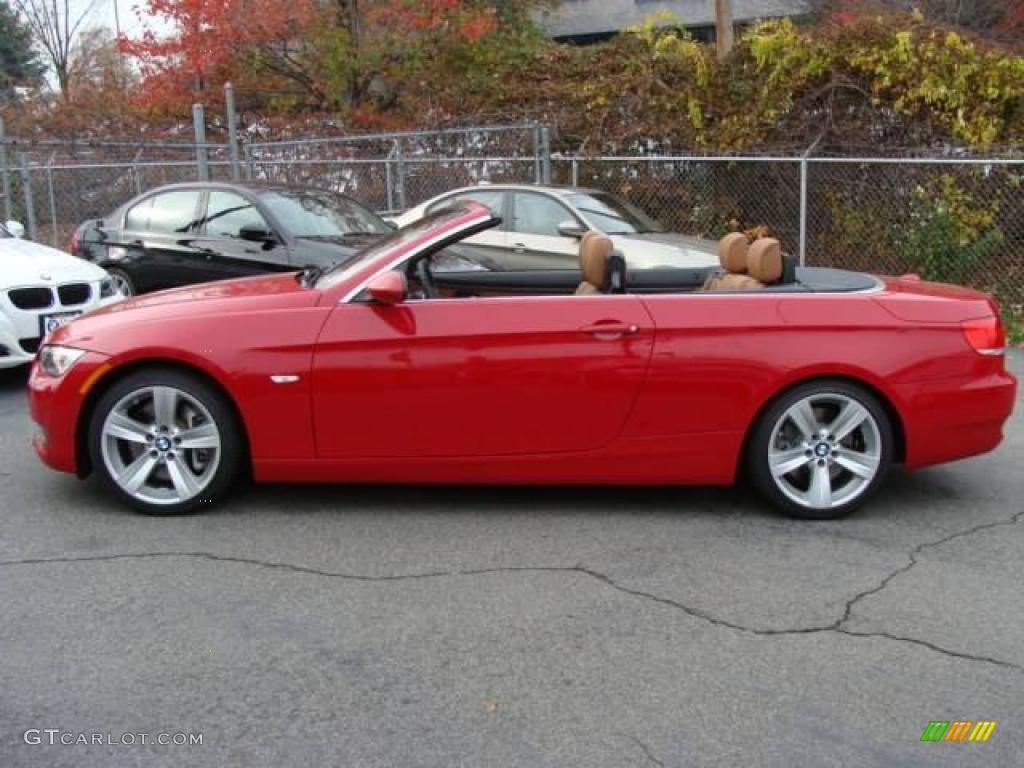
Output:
[
  {"xmin": 100, "ymin": 385, "xmax": 221, "ymax": 506},
  {"xmin": 767, "ymin": 393, "xmax": 883, "ymax": 511},
  {"xmin": 109, "ymin": 271, "xmax": 134, "ymax": 297}
]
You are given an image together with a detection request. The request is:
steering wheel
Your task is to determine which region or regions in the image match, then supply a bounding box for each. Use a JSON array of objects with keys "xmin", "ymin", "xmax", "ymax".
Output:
[{"xmin": 414, "ymin": 258, "xmax": 439, "ymax": 299}]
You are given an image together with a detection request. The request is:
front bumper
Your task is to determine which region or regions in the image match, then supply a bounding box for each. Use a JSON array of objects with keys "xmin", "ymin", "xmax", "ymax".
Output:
[
  {"xmin": 28, "ymin": 351, "xmax": 111, "ymax": 475},
  {"xmin": 0, "ymin": 285, "xmax": 123, "ymax": 369}
]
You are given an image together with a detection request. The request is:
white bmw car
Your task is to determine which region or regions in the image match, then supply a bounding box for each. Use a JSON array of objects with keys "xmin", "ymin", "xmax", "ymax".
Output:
[
  {"xmin": 1, "ymin": 220, "xmax": 123, "ymax": 369},
  {"xmin": 392, "ymin": 184, "xmax": 719, "ymax": 271}
]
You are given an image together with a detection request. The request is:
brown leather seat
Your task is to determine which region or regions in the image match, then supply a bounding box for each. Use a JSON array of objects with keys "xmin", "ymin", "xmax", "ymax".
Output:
[
  {"xmin": 747, "ymin": 238, "xmax": 783, "ymax": 284},
  {"xmin": 702, "ymin": 235, "xmax": 784, "ymax": 292},
  {"xmin": 576, "ymin": 231, "xmax": 614, "ymax": 295},
  {"xmin": 702, "ymin": 233, "xmax": 760, "ymax": 291}
]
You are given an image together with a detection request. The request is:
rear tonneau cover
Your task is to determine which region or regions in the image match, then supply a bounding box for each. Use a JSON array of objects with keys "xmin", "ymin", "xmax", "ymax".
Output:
[{"xmin": 875, "ymin": 275, "xmax": 997, "ymax": 323}]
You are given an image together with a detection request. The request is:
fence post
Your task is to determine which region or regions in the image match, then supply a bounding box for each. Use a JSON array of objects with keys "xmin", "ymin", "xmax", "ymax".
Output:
[
  {"xmin": 192, "ymin": 103, "xmax": 209, "ymax": 181},
  {"xmin": 394, "ymin": 140, "xmax": 407, "ymax": 212},
  {"xmin": 798, "ymin": 157, "xmax": 809, "ymax": 267},
  {"xmin": 385, "ymin": 154, "xmax": 395, "ymax": 213},
  {"xmin": 46, "ymin": 152, "xmax": 58, "ymax": 247},
  {"xmin": 533, "ymin": 126, "xmax": 542, "ymax": 183},
  {"xmin": 19, "ymin": 151, "xmax": 36, "ymax": 241},
  {"xmin": 798, "ymin": 134, "xmax": 823, "ymax": 267},
  {"xmin": 224, "ymin": 82, "xmax": 241, "ymax": 181},
  {"xmin": 571, "ymin": 156, "xmax": 579, "ymax": 187},
  {"xmin": 0, "ymin": 117, "xmax": 11, "ymax": 223},
  {"xmin": 540, "ymin": 127, "xmax": 552, "ymax": 185},
  {"xmin": 242, "ymin": 143, "xmax": 253, "ymax": 180},
  {"xmin": 131, "ymin": 148, "xmax": 144, "ymax": 196}
]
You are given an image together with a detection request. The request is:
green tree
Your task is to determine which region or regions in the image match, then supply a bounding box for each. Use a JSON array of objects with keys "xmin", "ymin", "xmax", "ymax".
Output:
[{"xmin": 0, "ymin": 0, "xmax": 43, "ymax": 100}]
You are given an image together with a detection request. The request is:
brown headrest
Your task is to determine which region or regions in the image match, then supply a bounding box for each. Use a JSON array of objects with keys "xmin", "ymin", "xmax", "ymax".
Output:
[
  {"xmin": 747, "ymin": 238, "xmax": 783, "ymax": 283},
  {"xmin": 579, "ymin": 232, "xmax": 613, "ymax": 288},
  {"xmin": 718, "ymin": 233, "xmax": 749, "ymax": 274}
]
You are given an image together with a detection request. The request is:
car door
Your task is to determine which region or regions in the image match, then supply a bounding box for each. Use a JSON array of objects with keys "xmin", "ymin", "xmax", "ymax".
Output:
[
  {"xmin": 120, "ymin": 189, "xmax": 206, "ymax": 290},
  {"xmin": 505, "ymin": 191, "xmax": 585, "ymax": 270},
  {"xmin": 190, "ymin": 189, "xmax": 292, "ymax": 280},
  {"xmin": 425, "ymin": 190, "xmax": 509, "ymax": 267},
  {"xmin": 312, "ymin": 293, "xmax": 654, "ymax": 458}
]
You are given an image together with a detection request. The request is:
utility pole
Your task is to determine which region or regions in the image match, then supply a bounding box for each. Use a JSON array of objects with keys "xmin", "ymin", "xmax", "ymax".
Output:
[{"xmin": 715, "ymin": 0, "xmax": 734, "ymax": 61}]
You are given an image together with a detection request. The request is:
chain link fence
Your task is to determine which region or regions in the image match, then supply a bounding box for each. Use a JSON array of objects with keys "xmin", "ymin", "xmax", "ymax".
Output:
[
  {"xmin": 552, "ymin": 154, "xmax": 1023, "ymax": 310},
  {"xmin": 1, "ymin": 115, "xmax": 1021, "ymax": 311}
]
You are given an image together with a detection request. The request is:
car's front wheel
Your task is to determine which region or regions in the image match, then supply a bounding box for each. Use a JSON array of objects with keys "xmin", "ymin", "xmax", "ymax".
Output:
[
  {"xmin": 88, "ymin": 369, "xmax": 242, "ymax": 514},
  {"xmin": 106, "ymin": 267, "xmax": 135, "ymax": 297},
  {"xmin": 748, "ymin": 380, "xmax": 893, "ymax": 519}
]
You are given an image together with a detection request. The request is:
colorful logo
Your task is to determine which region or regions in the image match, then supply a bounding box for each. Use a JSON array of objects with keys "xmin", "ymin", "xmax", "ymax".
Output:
[{"xmin": 921, "ymin": 721, "xmax": 997, "ymax": 742}]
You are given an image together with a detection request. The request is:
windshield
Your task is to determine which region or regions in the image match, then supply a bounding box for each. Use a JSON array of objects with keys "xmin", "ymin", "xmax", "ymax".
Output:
[
  {"xmin": 258, "ymin": 189, "xmax": 391, "ymax": 239},
  {"xmin": 315, "ymin": 204, "xmax": 483, "ymax": 289},
  {"xmin": 568, "ymin": 192, "xmax": 666, "ymax": 235}
]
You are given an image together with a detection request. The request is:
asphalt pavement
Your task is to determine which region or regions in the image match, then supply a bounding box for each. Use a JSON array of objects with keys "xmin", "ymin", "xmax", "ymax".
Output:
[{"xmin": 1, "ymin": 352, "xmax": 1022, "ymax": 768}]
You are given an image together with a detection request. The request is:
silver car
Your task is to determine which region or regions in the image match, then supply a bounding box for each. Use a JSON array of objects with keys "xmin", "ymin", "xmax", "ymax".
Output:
[{"xmin": 392, "ymin": 184, "xmax": 719, "ymax": 270}]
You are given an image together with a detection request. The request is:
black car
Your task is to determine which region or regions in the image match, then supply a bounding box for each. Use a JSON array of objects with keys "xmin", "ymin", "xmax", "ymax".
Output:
[{"xmin": 72, "ymin": 182, "xmax": 393, "ymax": 296}]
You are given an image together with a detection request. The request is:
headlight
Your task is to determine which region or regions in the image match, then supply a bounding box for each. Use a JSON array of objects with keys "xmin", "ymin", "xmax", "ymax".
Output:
[
  {"xmin": 99, "ymin": 277, "xmax": 116, "ymax": 298},
  {"xmin": 37, "ymin": 345, "xmax": 86, "ymax": 377}
]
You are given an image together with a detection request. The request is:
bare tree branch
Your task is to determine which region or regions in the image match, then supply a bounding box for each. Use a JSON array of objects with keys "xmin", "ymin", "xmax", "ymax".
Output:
[{"xmin": 13, "ymin": 0, "xmax": 99, "ymax": 97}]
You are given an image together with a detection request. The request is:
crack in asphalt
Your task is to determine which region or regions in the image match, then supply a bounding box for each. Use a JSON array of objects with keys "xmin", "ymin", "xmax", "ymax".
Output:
[
  {"xmin": 621, "ymin": 734, "xmax": 665, "ymax": 768},
  {"xmin": 1, "ymin": 510, "xmax": 1021, "ymax": 672}
]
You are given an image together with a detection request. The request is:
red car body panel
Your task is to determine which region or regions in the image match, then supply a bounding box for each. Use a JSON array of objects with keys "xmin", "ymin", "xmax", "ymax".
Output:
[{"xmin": 28, "ymin": 203, "xmax": 1017, "ymax": 489}]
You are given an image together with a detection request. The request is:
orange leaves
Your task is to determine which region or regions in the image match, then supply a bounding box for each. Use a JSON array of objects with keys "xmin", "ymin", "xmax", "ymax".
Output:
[{"xmin": 119, "ymin": 0, "xmax": 318, "ymax": 112}]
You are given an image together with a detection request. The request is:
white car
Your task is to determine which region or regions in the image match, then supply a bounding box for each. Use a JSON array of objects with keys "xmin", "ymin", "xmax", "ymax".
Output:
[
  {"xmin": 1, "ymin": 220, "xmax": 123, "ymax": 369},
  {"xmin": 391, "ymin": 184, "xmax": 719, "ymax": 270}
]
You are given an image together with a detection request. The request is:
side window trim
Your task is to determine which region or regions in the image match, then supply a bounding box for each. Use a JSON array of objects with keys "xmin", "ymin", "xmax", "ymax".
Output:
[
  {"xmin": 200, "ymin": 189, "xmax": 272, "ymax": 240},
  {"xmin": 123, "ymin": 195, "xmax": 154, "ymax": 232},
  {"xmin": 511, "ymin": 191, "xmax": 581, "ymax": 238}
]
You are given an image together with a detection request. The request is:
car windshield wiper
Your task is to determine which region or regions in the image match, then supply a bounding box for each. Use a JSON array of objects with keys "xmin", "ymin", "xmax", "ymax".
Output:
[
  {"xmin": 299, "ymin": 232, "xmax": 382, "ymax": 241},
  {"xmin": 295, "ymin": 265, "xmax": 324, "ymax": 287}
]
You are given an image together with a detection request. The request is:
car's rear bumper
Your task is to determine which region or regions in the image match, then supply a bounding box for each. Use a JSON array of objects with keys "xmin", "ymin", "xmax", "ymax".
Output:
[
  {"xmin": 903, "ymin": 368, "xmax": 1017, "ymax": 470},
  {"xmin": 28, "ymin": 352, "xmax": 108, "ymax": 474}
]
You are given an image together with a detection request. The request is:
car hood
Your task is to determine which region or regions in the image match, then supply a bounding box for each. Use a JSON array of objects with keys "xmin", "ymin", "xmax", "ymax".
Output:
[
  {"xmin": 49, "ymin": 273, "xmax": 321, "ymax": 349},
  {"xmin": 0, "ymin": 237, "xmax": 108, "ymax": 286}
]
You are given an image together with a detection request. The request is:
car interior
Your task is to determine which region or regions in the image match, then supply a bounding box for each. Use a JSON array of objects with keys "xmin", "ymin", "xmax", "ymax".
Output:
[{"xmin": 402, "ymin": 228, "xmax": 878, "ymax": 300}]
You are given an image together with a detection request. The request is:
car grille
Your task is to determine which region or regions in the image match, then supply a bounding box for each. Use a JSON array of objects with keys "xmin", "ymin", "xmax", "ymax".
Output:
[
  {"xmin": 58, "ymin": 283, "xmax": 91, "ymax": 306},
  {"xmin": 8, "ymin": 287, "xmax": 54, "ymax": 310},
  {"xmin": 19, "ymin": 337, "xmax": 41, "ymax": 354}
]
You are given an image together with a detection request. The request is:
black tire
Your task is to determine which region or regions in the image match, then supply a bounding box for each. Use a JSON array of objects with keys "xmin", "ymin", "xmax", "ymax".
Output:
[
  {"xmin": 88, "ymin": 368, "xmax": 243, "ymax": 515},
  {"xmin": 106, "ymin": 266, "xmax": 136, "ymax": 297},
  {"xmin": 747, "ymin": 379, "xmax": 894, "ymax": 520}
]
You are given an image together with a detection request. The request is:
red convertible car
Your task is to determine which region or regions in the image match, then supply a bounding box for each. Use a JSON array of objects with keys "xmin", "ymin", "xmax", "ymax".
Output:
[{"xmin": 29, "ymin": 201, "xmax": 1016, "ymax": 519}]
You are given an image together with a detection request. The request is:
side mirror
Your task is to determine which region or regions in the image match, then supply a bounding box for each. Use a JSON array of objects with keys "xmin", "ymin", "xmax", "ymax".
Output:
[
  {"xmin": 558, "ymin": 221, "xmax": 587, "ymax": 239},
  {"xmin": 5, "ymin": 220, "xmax": 26, "ymax": 238},
  {"xmin": 385, "ymin": 220, "xmax": 399, "ymax": 230},
  {"xmin": 239, "ymin": 225, "xmax": 275, "ymax": 243},
  {"xmin": 366, "ymin": 271, "xmax": 407, "ymax": 306}
]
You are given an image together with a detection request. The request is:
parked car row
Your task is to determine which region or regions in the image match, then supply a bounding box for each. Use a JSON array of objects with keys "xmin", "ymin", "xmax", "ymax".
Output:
[
  {"xmin": 6, "ymin": 180, "xmax": 714, "ymax": 370},
  {"xmin": 70, "ymin": 181, "xmax": 720, "ymax": 298}
]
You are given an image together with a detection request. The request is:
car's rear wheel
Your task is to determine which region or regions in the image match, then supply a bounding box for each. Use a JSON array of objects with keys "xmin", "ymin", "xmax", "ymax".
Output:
[
  {"xmin": 88, "ymin": 369, "xmax": 242, "ymax": 515},
  {"xmin": 748, "ymin": 380, "xmax": 893, "ymax": 519},
  {"xmin": 106, "ymin": 267, "xmax": 135, "ymax": 297}
]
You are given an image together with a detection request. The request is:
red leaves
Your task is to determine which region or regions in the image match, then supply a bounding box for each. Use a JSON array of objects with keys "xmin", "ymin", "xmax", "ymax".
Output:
[{"xmin": 119, "ymin": 0, "xmax": 317, "ymax": 110}]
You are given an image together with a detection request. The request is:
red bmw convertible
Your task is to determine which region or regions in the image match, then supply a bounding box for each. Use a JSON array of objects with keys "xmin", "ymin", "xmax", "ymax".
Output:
[{"xmin": 29, "ymin": 201, "xmax": 1016, "ymax": 519}]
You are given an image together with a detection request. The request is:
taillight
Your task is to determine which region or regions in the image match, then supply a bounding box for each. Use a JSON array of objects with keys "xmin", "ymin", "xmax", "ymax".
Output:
[
  {"xmin": 961, "ymin": 317, "xmax": 1006, "ymax": 356},
  {"xmin": 69, "ymin": 231, "xmax": 79, "ymax": 255}
]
